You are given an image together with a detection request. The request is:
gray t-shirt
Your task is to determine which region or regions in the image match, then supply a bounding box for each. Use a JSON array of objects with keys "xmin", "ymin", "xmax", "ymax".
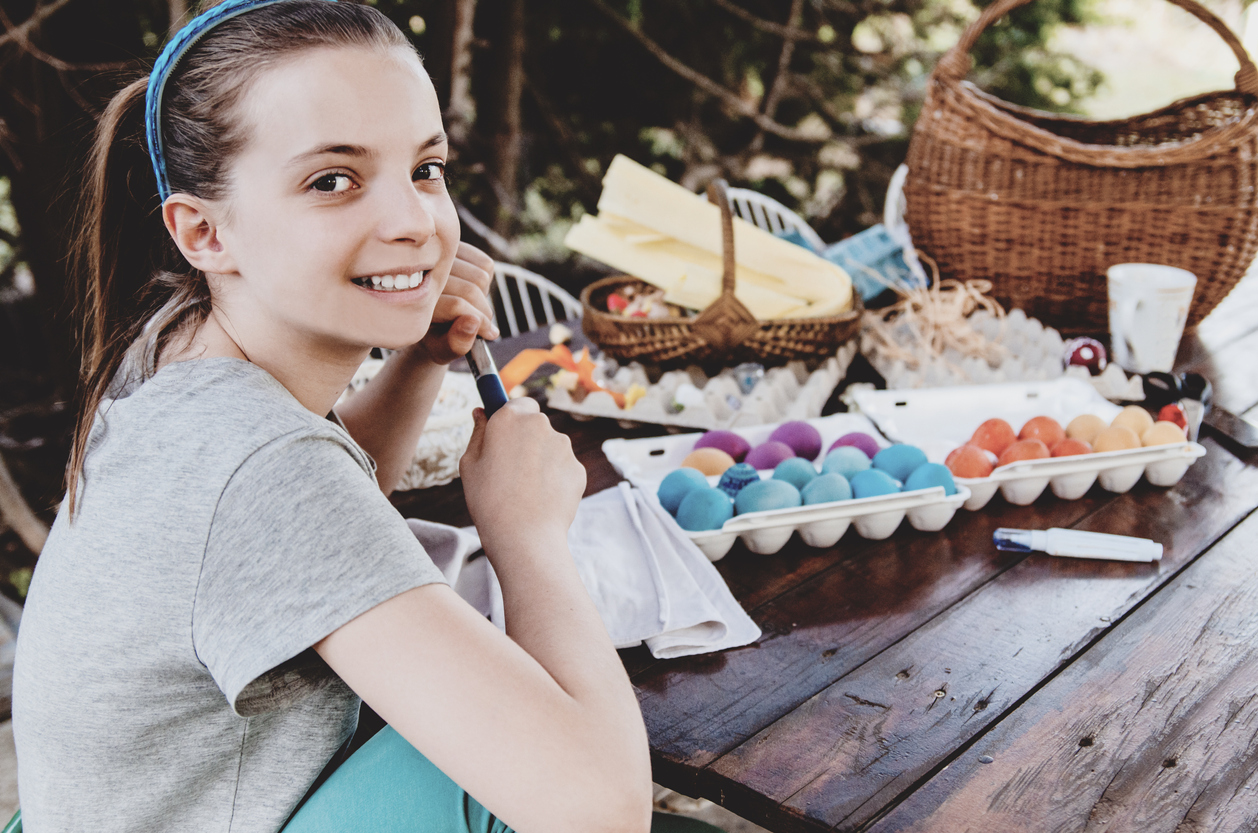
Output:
[{"xmin": 13, "ymin": 358, "xmax": 446, "ymax": 832}]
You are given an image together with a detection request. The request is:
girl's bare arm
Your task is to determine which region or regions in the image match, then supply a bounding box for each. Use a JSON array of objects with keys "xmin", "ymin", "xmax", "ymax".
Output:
[{"xmin": 316, "ymin": 399, "xmax": 653, "ymax": 833}]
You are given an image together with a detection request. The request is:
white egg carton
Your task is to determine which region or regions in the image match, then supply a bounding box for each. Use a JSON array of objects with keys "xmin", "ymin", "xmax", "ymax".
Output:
[
  {"xmin": 850, "ymin": 378, "xmax": 1207, "ymax": 511},
  {"xmin": 547, "ymin": 341, "xmax": 857, "ymax": 430},
  {"xmin": 861, "ymin": 308, "xmax": 1067, "ymax": 389},
  {"xmin": 602, "ymin": 412, "xmax": 969, "ymax": 560}
]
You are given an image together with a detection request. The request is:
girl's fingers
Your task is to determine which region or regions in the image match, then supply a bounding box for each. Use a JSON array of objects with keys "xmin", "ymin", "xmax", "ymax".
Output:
[
  {"xmin": 442, "ymin": 274, "xmax": 497, "ymax": 326},
  {"xmin": 450, "ymin": 243, "xmax": 494, "ymax": 295},
  {"xmin": 433, "ymin": 291, "xmax": 497, "ymax": 340}
]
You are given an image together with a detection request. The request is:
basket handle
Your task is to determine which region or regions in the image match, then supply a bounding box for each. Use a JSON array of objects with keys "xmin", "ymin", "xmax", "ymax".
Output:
[
  {"xmin": 706, "ymin": 178, "xmax": 737, "ymax": 299},
  {"xmin": 935, "ymin": 0, "xmax": 1258, "ymax": 97}
]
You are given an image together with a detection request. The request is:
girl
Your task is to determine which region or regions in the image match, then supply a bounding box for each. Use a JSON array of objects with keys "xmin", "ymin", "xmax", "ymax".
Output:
[{"xmin": 12, "ymin": 1, "xmax": 653, "ymax": 831}]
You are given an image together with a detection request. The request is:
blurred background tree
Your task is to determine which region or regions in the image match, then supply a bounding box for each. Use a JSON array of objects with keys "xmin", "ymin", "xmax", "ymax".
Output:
[{"xmin": 0, "ymin": 0, "xmax": 1106, "ymax": 595}]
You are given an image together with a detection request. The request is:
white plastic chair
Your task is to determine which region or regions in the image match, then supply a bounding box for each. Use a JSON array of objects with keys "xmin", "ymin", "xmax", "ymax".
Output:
[
  {"xmin": 491, "ymin": 263, "xmax": 582, "ymax": 337},
  {"xmin": 725, "ymin": 187, "xmax": 826, "ymax": 252}
]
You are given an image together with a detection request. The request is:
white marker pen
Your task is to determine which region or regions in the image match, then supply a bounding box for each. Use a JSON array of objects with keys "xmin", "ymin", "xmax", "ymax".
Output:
[{"xmin": 993, "ymin": 528, "xmax": 1163, "ymax": 563}]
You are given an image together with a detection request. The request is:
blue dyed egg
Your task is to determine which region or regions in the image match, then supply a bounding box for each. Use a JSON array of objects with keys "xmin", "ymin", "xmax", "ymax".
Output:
[
  {"xmin": 872, "ymin": 444, "xmax": 928, "ymax": 482},
  {"xmin": 657, "ymin": 468, "xmax": 710, "ymax": 515},
  {"xmin": 676, "ymin": 487, "xmax": 734, "ymax": 531},
  {"xmin": 773, "ymin": 458, "xmax": 818, "ymax": 491},
  {"xmin": 717, "ymin": 463, "xmax": 760, "ymax": 498},
  {"xmin": 851, "ymin": 469, "xmax": 902, "ymax": 498},
  {"xmin": 801, "ymin": 473, "xmax": 852, "ymax": 505},
  {"xmin": 903, "ymin": 462, "xmax": 957, "ymax": 496},
  {"xmin": 822, "ymin": 446, "xmax": 872, "ymax": 480},
  {"xmin": 734, "ymin": 479, "xmax": 802, "ymax": 515}
]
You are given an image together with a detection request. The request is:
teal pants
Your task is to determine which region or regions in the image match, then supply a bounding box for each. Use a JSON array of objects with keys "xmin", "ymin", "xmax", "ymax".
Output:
[
  {"xmin": 283, "ymin": 726, "xmax": 511, "ymax": 833},
  {"xmin": 283, "ymin": 725, "xmax": 723, "ymax": 833}
]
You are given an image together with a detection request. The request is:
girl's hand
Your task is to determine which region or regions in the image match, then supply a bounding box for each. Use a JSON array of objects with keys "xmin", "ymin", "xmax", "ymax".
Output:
[
  {"xmin": 415, "ymin": 241, "xmax": 499, "ymax": 365},
  {"xmin": 459, "ymin": 399, "xmax": 586, "ymax": 555}
]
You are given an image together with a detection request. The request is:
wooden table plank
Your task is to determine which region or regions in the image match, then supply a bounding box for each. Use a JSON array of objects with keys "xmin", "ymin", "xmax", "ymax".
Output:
[
  {"xmin": 700, "ymin": 439, "xmax": 1258, "ymax": 832},
  {"xmin": 634, "ymin": 489, "xmax": 1117, "ymax": 784},
  {"xmin": 868, "ymin": 506, "xmax": 1258, "ymax": 833}
]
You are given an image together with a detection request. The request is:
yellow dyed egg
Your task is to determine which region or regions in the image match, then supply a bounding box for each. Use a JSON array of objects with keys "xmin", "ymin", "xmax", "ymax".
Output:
[
  {"xmin": 681, "ymin": 447, "xmax": 736, "ymax": 476},
  {"xmin": 1093, "ymin": 425, "xmax": 1141, "ymax": 453},
  {"xmin": 1066, "ymin": 414, "xmax": 1106, "ymax": 444},
  {"xmin": 1142, "ymin": 420, "xmax": 1187, "ymax": 446},
  {"xmin": 1111, "ymin": 406, "xmax": 1154, "ymax": 437}
]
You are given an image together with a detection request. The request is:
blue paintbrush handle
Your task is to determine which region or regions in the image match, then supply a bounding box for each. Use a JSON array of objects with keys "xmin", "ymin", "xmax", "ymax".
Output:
[{"xmin": 476, "ymin": 373, "xmax": 510, "ymax": 417}]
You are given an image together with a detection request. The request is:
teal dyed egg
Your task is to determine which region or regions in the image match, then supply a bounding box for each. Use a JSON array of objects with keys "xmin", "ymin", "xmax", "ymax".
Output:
[
  {"xmin": 773, "ymin": 458, "xmax": 818, "ymax": 491},
  {"xmin": 657, "ymin": 467, "xmax": 710, "ymax": 515},
  {"xmin": 801, "ymin": 473, "xmax": 852, "ymax": 505},
  {"xmin": 851, "ymin": 469, "xmax": 902, "ymax": 498},
  {"xmin": 872, "ymin": 444, "xmax": 928, "ymax": 482},
  {"xmin": 822, "ymin": 446, "xmax": 872, "ymax": 480},
  {"xmin": 676, "ymin": 487, "xmax": 734, "ymax": 531},
  {"xmin": 717, "ymin": 463, "xmax": 760, "ymax": 498},
  {"xmin": 734, "ymin": 479, "xmax": 802, "ymax": 514},
  {"xmin": 903, "ymin": 462, "xmax": 957, "ymax": 496}
]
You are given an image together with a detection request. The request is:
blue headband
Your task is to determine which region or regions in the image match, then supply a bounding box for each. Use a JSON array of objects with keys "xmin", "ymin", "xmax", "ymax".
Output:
[{"xmin": 144, "ymin": 0, "xmax": 337, "ymax": 203}]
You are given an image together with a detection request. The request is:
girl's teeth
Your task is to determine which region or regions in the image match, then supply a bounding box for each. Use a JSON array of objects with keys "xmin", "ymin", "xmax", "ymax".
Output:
[{"xmin": 360, "ymin": 271, "xmax": 425, "ymax": 291}]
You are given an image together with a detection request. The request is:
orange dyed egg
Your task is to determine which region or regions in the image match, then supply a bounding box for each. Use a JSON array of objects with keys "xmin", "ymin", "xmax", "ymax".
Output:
[
  {"xmin": 1066, "ymin": 414, "xmax": 1106, "ymax": 444},
  {"xmin": 996, "ymin": 439, "xmax": 1050, "ymax": 467},
  {"xmin": 1051, "ymin": 438, "xmax": 1092, "ymax": 457},
  {"xmin": 971, "ymin": 418, "xmax": 1017, "ymax": 456},
  {"xmin": 1092, "ymin": 425, "xmax": 1141, "ymax": 453},
  {"xmin": 945, "ymin": 444, "xmax": 995, "ymax": 478},
  {"xmin": 1111, "ymin": 405, "xmax": 1154, "ymax": 437},
  {"xmin": 681, "ymin": 447, "xmax": 736, "ymax": 476},
  {"xmin": 1141, "ymin": 421, "xmax": 1187, "ymax": 446},
  {"xmin": 1019, "ymin": 416, "xmax": 1065, "ymax": 448}
]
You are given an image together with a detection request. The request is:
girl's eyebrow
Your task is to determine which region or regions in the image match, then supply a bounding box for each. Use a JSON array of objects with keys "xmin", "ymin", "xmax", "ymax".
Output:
[{"xmin": 287, "ymin": 132, "xmax": 448, "ymax": 168}]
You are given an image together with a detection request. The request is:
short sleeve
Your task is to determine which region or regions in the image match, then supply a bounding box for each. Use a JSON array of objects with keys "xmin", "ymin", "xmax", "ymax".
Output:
[{"xmin": 194, "ymin": 429, "xmax": 446, "ymax": 716}]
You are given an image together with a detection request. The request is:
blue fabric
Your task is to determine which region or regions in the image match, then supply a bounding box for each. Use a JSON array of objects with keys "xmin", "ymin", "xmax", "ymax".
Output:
[
  {"xmin": 283, "ymin": 727, "xmax": 513, "ymax": 833},
  {"xmin": 771, "ymin": 228, "xmax": 815, "ymax": 251},
  {"xmin": 821, "ymin": 224, "xmax": 918, "ymax": 302},
  {"xmin": 144, "ymin": 0, "xmax": 338, "ymax": 202}
]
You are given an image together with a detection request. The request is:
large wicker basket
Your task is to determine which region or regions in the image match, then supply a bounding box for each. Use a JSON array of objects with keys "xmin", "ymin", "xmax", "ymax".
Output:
[
  {"xmin": 903, "ymin": 0, "xmax": 1258, "ymax": 337},
  {"xmin": 580, "ymin": 179, "xmax": 861, "ymax": 368}
]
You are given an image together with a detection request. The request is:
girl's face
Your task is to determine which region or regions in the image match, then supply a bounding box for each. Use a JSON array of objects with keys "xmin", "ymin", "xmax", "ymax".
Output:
[{"xmin": 210, "ymin": 45, "xmax": 459, "ymax": 356}]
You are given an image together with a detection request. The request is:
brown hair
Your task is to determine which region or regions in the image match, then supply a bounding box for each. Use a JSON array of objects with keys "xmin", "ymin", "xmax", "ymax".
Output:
[{"xmin": 68, "ymin": 0, "xmax": 412, "ymax": 513}]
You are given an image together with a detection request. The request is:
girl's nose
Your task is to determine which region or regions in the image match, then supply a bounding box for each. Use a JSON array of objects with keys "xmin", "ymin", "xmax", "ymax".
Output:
[{"xmin": 378, "ymin": 176, "xmax": 438, "ymax": 244}]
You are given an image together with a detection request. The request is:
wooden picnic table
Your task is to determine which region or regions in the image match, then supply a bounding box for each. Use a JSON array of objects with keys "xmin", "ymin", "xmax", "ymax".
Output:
[{"xmin": 393, "ymin": 276, "xmax": 1258, "ymax": 833}]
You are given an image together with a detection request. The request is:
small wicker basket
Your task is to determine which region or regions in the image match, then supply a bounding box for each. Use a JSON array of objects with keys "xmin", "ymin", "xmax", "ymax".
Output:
[
  {"xmin": 903, "ymin": 0, "xmax": 1258, "ymax": 337},
  {"xmin": 580, "ymin": 179, "xmax": 861, "ymax": 368}
]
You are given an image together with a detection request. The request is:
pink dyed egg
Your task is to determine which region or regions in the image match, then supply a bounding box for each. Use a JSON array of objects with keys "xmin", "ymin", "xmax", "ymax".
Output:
[
  {"xmin": 745, "ymin": 441, "xmax": 795, "ymax": 470},
  {"xmin": 828, "ymin": 432, "xmax": 880, "ymax": 460},
  {"xmin": 768, "ymin": 420, "xmax": 823, "ymax": 461},
  {"xmin": 693, "ymin": 429, "xmax": 751, "ymax": 463}
]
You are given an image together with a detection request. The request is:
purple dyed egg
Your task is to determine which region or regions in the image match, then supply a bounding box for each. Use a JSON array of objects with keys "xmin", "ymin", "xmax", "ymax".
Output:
[
  {"xmin": 745, "ymin": 440, "xmax": 795, "ymax": 470},
  {"xmin": 768, "ymin": 420, "xmax": 823, "ymax": 461},
  {"xmin": 693, "ymin": 429, "xmax": 751, "ymax": 463},
  {"xmin": 828, "ymin": 431, "xmax": 880, "ymax": 460}
]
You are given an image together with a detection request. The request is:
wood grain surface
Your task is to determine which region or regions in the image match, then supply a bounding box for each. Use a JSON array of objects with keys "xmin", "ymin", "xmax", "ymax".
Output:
[
  {"xmin": 869, "ymin": 507, "xmax": 1258, "ymax": 833},
  {"xmin": 702, "ymin": 439, "xmax": 1258, "ymax": 832}
]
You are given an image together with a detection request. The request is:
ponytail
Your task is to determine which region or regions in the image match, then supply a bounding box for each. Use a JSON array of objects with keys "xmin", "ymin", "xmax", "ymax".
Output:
[{"xmin": 67, "ymin": 78, "xmax": 209, "ymax": 516}]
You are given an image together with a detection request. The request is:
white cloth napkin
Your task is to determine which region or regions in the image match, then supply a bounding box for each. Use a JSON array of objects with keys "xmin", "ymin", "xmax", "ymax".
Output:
[{"xmin": 406, "ymin": 483, "xmax": 760, "ymax": 659}]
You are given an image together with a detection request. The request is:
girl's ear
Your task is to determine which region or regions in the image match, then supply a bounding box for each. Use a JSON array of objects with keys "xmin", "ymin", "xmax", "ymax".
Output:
[{"xmin": 162, "ymin": 195, "xmax": 237, "ymax": 275}]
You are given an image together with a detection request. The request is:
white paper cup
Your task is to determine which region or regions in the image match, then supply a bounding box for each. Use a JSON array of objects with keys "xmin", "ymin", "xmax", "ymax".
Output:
[{"xmin": 1107, "ymin": 264, "xmax": 1196, "ymax": 374}]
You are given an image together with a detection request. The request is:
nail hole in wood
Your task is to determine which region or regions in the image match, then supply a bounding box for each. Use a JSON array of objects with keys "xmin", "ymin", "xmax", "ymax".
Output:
[
  {"xmin": 895, "ymin": 669, "xmax": 910, "ymax": 680},
  {"xmin": 1163, "ymin": 757, "xmax": 1177, "ymax": 768},
  {"xmin": 822, "ymin": 648, "xmax": 837, "ymax": 658},
  {"xmin": 1079, "ymin": 736, "xmax": 1094, "ymax": 747}
]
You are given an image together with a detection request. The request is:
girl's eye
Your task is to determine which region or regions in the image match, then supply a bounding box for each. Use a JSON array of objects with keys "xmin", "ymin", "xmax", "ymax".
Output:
[
  {"xmin": 311, "ymin": 173, "xmax": 355, "ymax": 193},
  {"xmin": 414, "ymin": 162, "xmax": 447, "ymax": 183}
]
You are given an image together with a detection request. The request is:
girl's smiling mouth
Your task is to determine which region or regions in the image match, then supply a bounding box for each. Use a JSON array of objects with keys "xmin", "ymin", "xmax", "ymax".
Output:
[{"xmin": 351, "ymin": 269, "xmax": 429, "ymax": 292}]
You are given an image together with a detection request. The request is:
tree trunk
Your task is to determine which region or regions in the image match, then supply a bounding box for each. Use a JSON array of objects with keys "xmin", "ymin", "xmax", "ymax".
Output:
[
  {"xmin": 488, "ymin": 0, "xmax": 524, "ymax": 236},
  {"xmin": 445, "ymin": 0, "xmax": 478, "ymax": 147}
]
